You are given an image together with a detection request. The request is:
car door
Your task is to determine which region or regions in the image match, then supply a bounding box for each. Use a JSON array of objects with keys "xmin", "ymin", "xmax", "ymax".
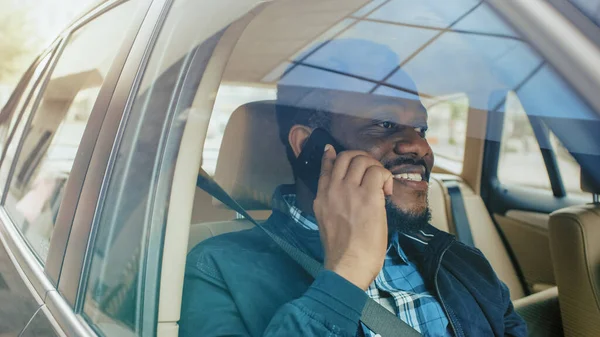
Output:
[{"xmin": 0, "ymin": 0, "xmax": 153, "ymax": 336}]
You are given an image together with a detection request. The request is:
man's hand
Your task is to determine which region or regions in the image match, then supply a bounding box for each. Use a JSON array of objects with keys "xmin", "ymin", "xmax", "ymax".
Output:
[{"xmin": 314, "ymin": 145, "xmax": 394, "ymax": 290}]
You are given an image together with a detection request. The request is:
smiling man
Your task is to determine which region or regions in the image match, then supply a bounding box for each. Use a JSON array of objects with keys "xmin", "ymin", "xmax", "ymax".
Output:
[{"xmin": 180, "ymin": 39, "xmax": 527, "ymax": 337}]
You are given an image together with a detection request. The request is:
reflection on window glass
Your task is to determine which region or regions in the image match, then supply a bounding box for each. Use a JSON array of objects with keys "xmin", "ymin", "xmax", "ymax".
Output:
[
  {"xmin": 3, "ymin": 0, "xmax": 137, "ymax": 263},
  {"xmin": 0, "ymin": 56, "xmax": 52, "ymax": 154},
  {"xmin": 498, "ymin": 92, "xmax": 551, "ymax": 191},
  {"xmin": 567, "ymin": 0, "xmax": 600, "ymax": 27},
  {"xmin": 352, "ymin": 0, "xmax": 386, "ymax": 17},
  {"xmin": 368, "ymin": 0, "xmax": 479, "ymax": 28},
  {"xmin": 170, "ymin": 0, "xmax": 600, "ymax": 336},
  {"xmin": 0, "ymin": 54, "xmax": 52, "ymax": 191},
  {"xmin": 452, "ymin": 4, "xmax": 517, "ymax": 36}
]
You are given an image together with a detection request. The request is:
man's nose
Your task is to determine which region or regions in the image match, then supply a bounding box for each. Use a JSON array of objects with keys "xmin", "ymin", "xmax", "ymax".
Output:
[{"xmin": 393, "ymin": 130, "xmax": 431, "ymax": 159}]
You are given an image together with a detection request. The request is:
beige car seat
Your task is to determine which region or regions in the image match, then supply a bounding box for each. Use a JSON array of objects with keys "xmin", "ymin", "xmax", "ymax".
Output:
[{"xmin": 549, "ymin": 170, "xmax": 600, "ymax": 337}]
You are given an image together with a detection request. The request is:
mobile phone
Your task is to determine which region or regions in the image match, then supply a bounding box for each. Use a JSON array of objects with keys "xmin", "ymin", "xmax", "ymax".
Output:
[{"xmin": 293, "ymin": 128, "xmax": 345, "ymax": 195}]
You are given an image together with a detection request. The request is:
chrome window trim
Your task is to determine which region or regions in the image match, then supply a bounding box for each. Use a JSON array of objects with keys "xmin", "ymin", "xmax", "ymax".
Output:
[
  {"xmin": 46, "ymin": 290, "xmax": 95, "ymax": 337},
  {"xmin": 0, "ymin": 208, "xmax": 52, "ymax": 303},
  {"xmin": 486, "ymin": 0, "xmax": 600, "ymax": 117},
  {"xmin": 56, "ymin": 0, "xmax": 170, "ymax": 310},
  {"xmin": 46, "ymin": 0, "xmax": 155, "ymax": 286}
]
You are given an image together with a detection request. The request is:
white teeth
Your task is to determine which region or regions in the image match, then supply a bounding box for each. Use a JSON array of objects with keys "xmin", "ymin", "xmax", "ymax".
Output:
[
  {"xmin": 409, "ymin": 173, "xmax": 423, "ymax": 182},
  {"xmin": 394, "ymin": 173, "xmax": 423, "ymax": 182}
]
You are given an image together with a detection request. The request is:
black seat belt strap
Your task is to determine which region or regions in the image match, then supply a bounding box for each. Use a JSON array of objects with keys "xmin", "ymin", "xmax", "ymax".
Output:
[
  {"xmin": 197, "ymin": 173, "xmax": 422, "ymax": 337},
  {"xmin": 443, "ymin": 180, "xmax": 475, "ymax": 247}
]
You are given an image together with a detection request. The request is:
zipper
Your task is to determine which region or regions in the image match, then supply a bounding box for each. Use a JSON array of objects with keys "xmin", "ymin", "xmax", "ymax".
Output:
[{"xmin": 434, "ymin": 244, "xmax": 461, "ymax": 337}]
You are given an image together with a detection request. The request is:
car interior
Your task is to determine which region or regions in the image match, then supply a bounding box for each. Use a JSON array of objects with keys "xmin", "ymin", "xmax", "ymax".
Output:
[
  {"xmin": 39, "ymin": 1, "xmax": 597, "ymax": 336},
  {"xmin": 7, "ymin": 0, "xmax": 600, "ymax": 337}
]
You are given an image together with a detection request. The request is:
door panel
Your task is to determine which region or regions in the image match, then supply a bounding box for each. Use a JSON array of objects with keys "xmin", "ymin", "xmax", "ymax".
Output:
[{"xmin": 494, "ymin": 212, "xmax": 555, "ymax": 291}]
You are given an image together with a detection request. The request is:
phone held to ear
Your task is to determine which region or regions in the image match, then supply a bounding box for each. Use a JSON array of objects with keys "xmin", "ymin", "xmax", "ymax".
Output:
[{"xmin": 294, "ymin": 128, "xmax": 345, "ymax": 195}]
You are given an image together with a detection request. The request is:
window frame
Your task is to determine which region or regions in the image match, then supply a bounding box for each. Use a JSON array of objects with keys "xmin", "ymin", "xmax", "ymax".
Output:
[
  {"xmin": 0, "ymin": 0, "xmax": 159, "ymax": 336},
  {"xmin": 0, "ymin": 41, "xmax": 62, "ymax": 317},
  {"xmin": 45, "ymin": 0, "xmax": 171, "ymax": 335},
  {"xmin": 37, "ymin": 0, "xmax": 156, "ymax": 288}
]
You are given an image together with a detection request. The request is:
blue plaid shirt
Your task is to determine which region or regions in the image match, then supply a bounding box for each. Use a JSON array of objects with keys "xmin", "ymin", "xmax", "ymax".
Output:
[{"xmin": 283, "ymin": 194, "xmax": 451, "ymax": 337}]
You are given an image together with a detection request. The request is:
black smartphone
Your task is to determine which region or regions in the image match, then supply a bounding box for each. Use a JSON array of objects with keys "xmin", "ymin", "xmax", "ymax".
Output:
[{"xmin": 293, "ymin": 128, "xmax": 345, "ymax": 195}]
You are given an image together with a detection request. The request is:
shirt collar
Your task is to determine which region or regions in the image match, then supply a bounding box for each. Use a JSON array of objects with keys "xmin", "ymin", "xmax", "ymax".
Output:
[{"xmin": 278, "ymin": 189, "xmax": 435, "ymax": 264}]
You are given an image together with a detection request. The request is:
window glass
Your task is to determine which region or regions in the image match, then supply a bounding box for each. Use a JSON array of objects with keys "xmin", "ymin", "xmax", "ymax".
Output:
[
  {"xmin": 192, "ymin": 0, "xmax": 599, "ymax": 218},
  {"xmin": 498, "ymin": 92, "xmax": 551, "ymax": 191},
  {"xmin": 0, "ymin": 56, "xmax": 52, "ymax": 152},
  {"xmin": 94, "ymin": 0, "xmax": 600, "ymax": 336},
  {"xmin": 424, "ymin": 94, "xmax": 468, "ymax": 172},
  {"xmin": 497, "ymin": 84, "xmax": 597, "ymax": 196},
  {"xmin": 2, "ymin": 0, "xmax": 138, "ymax": 263},
  {"xmin": 567, "ymin": 0, "xmax": 600, "ymax": 27},
  {"xmin": 0, "ymin": 53, "xmax": 53, "ymax": 189}
]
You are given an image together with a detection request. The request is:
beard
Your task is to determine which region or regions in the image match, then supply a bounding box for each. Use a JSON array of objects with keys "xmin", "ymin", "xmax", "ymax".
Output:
[{"xmin": 385, "ymin": 196, "xmax": 431, "ymax": 235}]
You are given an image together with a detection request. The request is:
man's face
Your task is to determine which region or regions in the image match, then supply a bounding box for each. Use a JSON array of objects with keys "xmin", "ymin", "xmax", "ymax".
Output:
[{"xmin": 328, "ymin": 96, "xmax": 434, "ymax": 233}]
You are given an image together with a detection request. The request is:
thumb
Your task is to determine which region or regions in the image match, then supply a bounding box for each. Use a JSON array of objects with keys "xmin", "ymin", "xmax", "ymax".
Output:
[
  {"xmin": 318, "ymin": 144, "xmax": 336, "ymax": 192},
  {"xmin": 383, "ymin": 173, "xmax": 394, "ymax": 196}
]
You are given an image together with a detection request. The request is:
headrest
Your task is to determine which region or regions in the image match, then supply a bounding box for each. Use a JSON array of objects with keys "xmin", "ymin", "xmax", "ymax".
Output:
[
  {"xmin": 581, "ymin": 168, "xmax": 600, "ymax": 195},
  {"xmin": 213, "ymin": 101, "xmax": 294, "ymax": 210}
]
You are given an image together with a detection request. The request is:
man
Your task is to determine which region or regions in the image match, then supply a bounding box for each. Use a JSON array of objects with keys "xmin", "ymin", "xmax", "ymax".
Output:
[{"xmin": 180, "ymin": 39, "xmax": 527, "ymax": 337}]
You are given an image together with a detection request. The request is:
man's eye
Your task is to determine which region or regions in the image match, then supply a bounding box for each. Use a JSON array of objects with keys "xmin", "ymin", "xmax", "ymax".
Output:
[
  {"xmin": 377, "ymin": 121, "xmax": 396, "ymax": 129},
  {"xmin": 415, "ymin": 127, "xmax": 427, "ymax": 138}
]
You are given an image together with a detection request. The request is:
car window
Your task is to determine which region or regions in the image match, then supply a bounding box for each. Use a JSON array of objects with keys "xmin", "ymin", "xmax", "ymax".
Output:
[
  {"xmin": 498, "ymin": 92, "xmax": 552, "ymax": 191},
  {"xmin": 179, "ymin": 0, "xmax": 600, "ymax": 246},
  {"xmin": 498, "ymin": 91, "xmax": 592, "ymax": 196},
  {"xmin": 0, "ymin": 53, "xmax": 53, "ymax": 190},
  {"xmin": 2, "ymin": 0, "xmax": 139, "ymax": 264},
  {"xmin": 99, "ymin": 0, "xmax": 600, "ymax": 336}
]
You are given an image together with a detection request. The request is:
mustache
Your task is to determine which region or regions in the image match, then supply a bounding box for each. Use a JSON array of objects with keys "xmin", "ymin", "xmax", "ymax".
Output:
[{"xmin": 383, "ymin": 157, "xmax": 431, "ymax": 181}]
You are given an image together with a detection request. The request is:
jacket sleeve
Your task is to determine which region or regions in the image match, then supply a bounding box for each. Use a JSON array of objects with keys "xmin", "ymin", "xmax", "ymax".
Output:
[
  {"xmin": 501, "ymin": 283, "xmax": 528, "ymax": 337},
  {"xmin": 179, "ymin": 260, "xmax": 367, "ymax": 337}
]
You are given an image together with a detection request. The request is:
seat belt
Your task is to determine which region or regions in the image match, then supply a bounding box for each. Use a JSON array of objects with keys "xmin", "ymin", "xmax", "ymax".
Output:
[
  {"xmin": 442, "ymin": 180, "xmax": 475, "ymax": 247},
  {"xmin": 197, "ymin": 173, "xmax": 422, "ymax": 337}
]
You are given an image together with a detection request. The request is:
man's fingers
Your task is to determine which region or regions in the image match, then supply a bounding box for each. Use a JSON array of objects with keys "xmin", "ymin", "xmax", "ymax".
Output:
[
  {"xmin": 361, "ymin": 166, "xmax": 393, "ymax": 193},
  {"xmin": 330, "ymin": 150, "xmax": 373, "ymax": 181},
  {"xmin": 345, "ymin": 155, "xmax": 383, "ymax": 185},
  {"xmin": 318, "ymin": 144, "xmax": 336, "ymax": 193}
]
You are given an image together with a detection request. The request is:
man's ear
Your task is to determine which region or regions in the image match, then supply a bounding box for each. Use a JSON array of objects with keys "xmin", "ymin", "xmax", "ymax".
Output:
[{"xmin": 288, "ymin": 125, "xmax": 312, "ymax": 158}]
